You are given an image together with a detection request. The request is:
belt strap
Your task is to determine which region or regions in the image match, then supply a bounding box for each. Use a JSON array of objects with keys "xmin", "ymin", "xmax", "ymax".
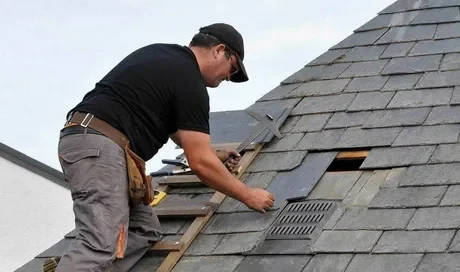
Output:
[{"xmin": 67, "ymin": 112, "xmax": 129, "ymax": 149}]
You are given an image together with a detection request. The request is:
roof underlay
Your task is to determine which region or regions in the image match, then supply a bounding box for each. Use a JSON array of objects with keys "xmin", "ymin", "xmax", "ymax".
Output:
[{"xmin": 17, "ymin": 0, "xmax": 460, "ymax": 271}]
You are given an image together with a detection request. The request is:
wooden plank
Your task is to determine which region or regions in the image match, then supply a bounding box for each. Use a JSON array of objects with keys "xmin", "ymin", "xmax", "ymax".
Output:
[
  {"xmin": 151, "ymin": 240, "xmax": 182, "ymax": 252},
  {"xmin": 154, "ymin": 206, "xmax": 212, "ymax": 218},
  {"xmin": 156, "ymin": 145, "xmax": 263, "ymax": 272},
  {"xmin": 336, "ymin": 150, "xmax": 369, "ymax": 160}
]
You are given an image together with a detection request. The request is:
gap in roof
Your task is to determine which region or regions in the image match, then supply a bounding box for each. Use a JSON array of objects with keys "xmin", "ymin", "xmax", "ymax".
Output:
[{"xmin": 326, "ymin": 150, "xmax": 369, "ymax": 172}]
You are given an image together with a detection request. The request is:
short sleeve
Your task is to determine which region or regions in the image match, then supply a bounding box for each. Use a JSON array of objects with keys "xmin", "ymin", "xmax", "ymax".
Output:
[{"xmin": 173, "ymin": 79, "xmax": 210, "ymax": 134}]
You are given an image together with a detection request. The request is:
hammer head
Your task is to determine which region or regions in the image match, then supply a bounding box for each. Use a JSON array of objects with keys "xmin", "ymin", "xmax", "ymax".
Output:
[{"xmin": 245, "ymin": 110, "xmax": 282, "ymax": 139}]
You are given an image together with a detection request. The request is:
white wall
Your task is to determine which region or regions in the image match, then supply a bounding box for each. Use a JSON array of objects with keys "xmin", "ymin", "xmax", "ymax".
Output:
[{"xmin": 0, "ymin": 157, "xmax": 74, "ymax": 272}]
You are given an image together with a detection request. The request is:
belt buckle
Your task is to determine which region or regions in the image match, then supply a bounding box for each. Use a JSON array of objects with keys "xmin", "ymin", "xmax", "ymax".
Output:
[{"xmin": 80, "ymin": 113, "xmax": 94, "ymax": 128}]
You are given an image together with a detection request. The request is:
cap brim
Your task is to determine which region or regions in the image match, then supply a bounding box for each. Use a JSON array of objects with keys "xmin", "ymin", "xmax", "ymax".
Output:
[{"xmin": 230, "ymin": 55, "xmax": 248, "ymax": 83}]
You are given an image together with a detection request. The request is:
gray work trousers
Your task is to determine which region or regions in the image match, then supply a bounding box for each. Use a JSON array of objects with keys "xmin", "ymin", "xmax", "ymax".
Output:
[{"xmin": 57, "ymin": 133, "xmax": 162, "ymax": 272}]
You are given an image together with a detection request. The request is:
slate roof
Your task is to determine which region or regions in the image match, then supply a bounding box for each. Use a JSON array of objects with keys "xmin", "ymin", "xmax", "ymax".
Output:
[{"xmin": 17, "ymin": 0, "xmax": 460, "ymax": 271}]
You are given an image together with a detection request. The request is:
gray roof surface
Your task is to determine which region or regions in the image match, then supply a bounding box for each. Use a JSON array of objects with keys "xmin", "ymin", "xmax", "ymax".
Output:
[{"xmin": 18, "ymin": 0, "xmax": 460, "ymax": 271}]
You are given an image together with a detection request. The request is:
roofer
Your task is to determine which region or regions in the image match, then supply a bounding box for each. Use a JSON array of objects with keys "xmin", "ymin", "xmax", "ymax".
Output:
[{"xmin": 44, "ymin": 23, "xmax": 275, "ymax": 272}]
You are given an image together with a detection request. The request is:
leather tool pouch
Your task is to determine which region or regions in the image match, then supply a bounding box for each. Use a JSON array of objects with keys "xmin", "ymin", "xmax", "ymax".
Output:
[{"xmin": 125, "ymin": 146, "xmax": 154, "ymax": 207}]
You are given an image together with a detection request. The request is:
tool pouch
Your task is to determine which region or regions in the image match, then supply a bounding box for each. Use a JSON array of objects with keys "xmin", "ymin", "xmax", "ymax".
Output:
[{"xmin": 125, "ymin": 145, "xmax": 154, "ymax": 207}]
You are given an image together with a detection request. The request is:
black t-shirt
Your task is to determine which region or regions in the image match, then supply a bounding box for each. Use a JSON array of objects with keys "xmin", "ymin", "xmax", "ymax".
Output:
[{"xmin": 70, "ymin": 44, "xmax": 210, "ymax": 161}]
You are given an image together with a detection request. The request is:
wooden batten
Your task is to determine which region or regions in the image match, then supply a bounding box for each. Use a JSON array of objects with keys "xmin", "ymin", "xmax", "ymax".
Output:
[
  {"xmin": 151, "ymin": 240, "xmax": 182, "ymax": 252},
  {"xmin": 336, "ymin": 150, "xmax": 369, "ymax": 160}
]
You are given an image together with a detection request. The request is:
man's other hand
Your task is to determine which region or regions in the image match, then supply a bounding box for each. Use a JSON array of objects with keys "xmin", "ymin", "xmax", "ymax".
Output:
[{"xmin": 216, "ymin": 149, "xmax": 241, "ymax": 173}]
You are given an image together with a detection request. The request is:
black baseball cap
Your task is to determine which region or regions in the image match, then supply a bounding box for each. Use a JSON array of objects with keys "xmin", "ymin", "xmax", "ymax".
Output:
[{"xmin": 199, "ymin": 23, "xmax": 248, "ymax": 83}]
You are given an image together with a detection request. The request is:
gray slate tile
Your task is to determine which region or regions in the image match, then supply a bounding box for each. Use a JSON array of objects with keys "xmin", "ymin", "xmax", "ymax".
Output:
[
  {"xmin": 382, "ymin": 74, "xmax": 422, "ymax": 91},
  {"xmin": 388, "ymin": 88, "xmax": 453, "ymax": 109},
  {"xmin": 129, "ymin": 252, "xmax": 165, "ymax": 272},
  {"xmin": 363, "ymin": 108, "xmax": 431, "ymax": 128},
  {"xmin": 247, "ymin": 151, "xmax": 307, "ymax": 172},
  {"xmin": 345, "ymin": 254, "xmax": 423, "ymax": 272},
  {"xmin": 291, "ymin": 94, "xmax": 356, "ymax": 115},
  {"xmin": 373, "ymin": 230, "xmax": 455, "ymax": 253},
  {"xmin": 212, "ymin": 232, "xmax": 264, "ymax": 254},
  {"xmin": 296, "ymin": 129, "xmax": 345, "ymax": 150},
  {"xmin": 301, "ymin": 254, "xmax": 353, "ymax": 272},
  {"xmin": 380, "ymin": 167, "xmax": 407, "ymax": 188},
  {"xmin": 267, "ymin": 152, "xmax": 337, "ymax": 208},
  {"xmin": 356, "ymin": 11, "xmax": 421, "ymax": 31},
  {"xmin": 281, "ymin": 63, "xmax": 351, "ymax": 84},
  {"xmin": 380, "ymin": 42, "xmax": 415, "ymax": 58},
  {"xmin": 381, "ymin": 0, "xmax": 460, "ymax": 14},
  {"xmin": 348, "ymin": 170, "xmax": 391, "ymax": 207},
  {"xmin": 425, "ymin": 106, "xmax": 460, "ymax": 125},
  {"xmin": 376, "ymin": 25, "xmax": 436, "ymax": 44},
  {"xmin": 407, "ymin": 207, "xmax": 460, "ymax": 230},
  {"xmin": 451, "ymin": 86, "xmax": 460, "ymax": 104},
  {"xmin": 235, "ymin": 256, "xmax": 311, "ymax": 272},
  {"xmin": 448, "ymin": 231, "xmax": 460, "ymax": 251},
  {"xmin": 323, "ymin": 206, "xmax": 348, "ymax": 230},
  {"xmin": 171, "ymin": 256, "xmax": 244, "ymax": 272},
  {"xmin": 325, "ymin": 111, "xmax": 371, "ymax": 129},
  {"xmin": 291, "ymin": 113, "xmax": 332, "ymax": 133},
  {"xmin": 311, "ymin": 230, "xmax": 382, "ymax": 253},
  {"xmin": 334, "ymin": 208, "xmax": 415, "ymax": 230},
  {"xmin": 249, "ymin": 239, "xmax": 313, "ymax": 255},
  {"xmin": 416, "ymin": 71, "xmax": 460, "ymax": 88},
  {"xmin": 341, "ymin": 171, "xmax": 374, "ymax": 206},
  {"xmin": 410, "ymin": 7, "xmax": 460, "ymax": 24},
  {"xmin": 339, "ymin": 60, "xmax": 389, "ymax": 78},
  {"xmin": 160, "ymin": 219, "xmax": 189, "ymax": 234},
  {"xmin": 286, "ymin": 79, "xmax": 350, "ymax": 97},
  {"xmin": 381, "ymin": 55, "xmax": 442, "ymax": 75},
  {"xmin": 245, "ymin": 171, "xmax": 277, "ymax": 188},
  {"xmin": 307, "ymin": 49, "xmax": 349, "ymax": 66},
  {"xmin": 435, "ymin": 22, "xmax": 460, "ymax": 39},
  {"xmin": 247, "ymin": 98, "xmax": 300, "ymax": 112},
  {"xmin": 308, "ymin": 171, "xmax": 364, "ymax": 200},
  {"xmin": 335, "ymin": 45, "xmax": 387, "ymax": 62},
  {"xmin": 262, "ymin": 133, "xmax": 304, "ymax": 153},
  {"xmin": 334, "ymin": 127, "xmax": 402, "ymax": 149},
  {"xmin": 332, "ymin": 28, "xmax": 388, "ymax": 49},
  {"xmin": 344, "ymin": 76, "xmax": 389, "ymax": 93},
  {"xmin": 361, "ymin": 146, "xmax": 435, "ymax": 168},
  {"xmin": 393, "ymin": 124, "xmax": 460, "ymax": 146},
  {"xmin": 416, "ymin": 253, "xmax": 460, "ymax": 272},
  {"xmin": 399, "ymin": 163, "xmax": 460, "ymax": 186},
  {"xmin": 185, "ymin": 234, "xmax": 224, "ymax": 256},
  {"xmin": 348, "ymin": 92, "xmax": 394, "ymax": 111},
  {"xmin": 280, "ymin": 116, "xmax": 300, "ymax": 133},
  {"xmin": 369, "ymin": 186, "xmax": 447, "ymax": 208},
  {"xmin": 257, "ymin": 83, "xmax": 302, "ymax": 101},
  {"xmin": 204, "ymin": 211, "xmax": 278, "ymax": 234},
  {"xmin": 410, "ymin": 38, "xmax": 460, "ymax": 56},
  {"xmin": 440, "ymin": 185, "xmax": 460, "ymax": 205},
  {"xmin": 440, "ymin": 53, "xmax": 460, "ymax": 71}
]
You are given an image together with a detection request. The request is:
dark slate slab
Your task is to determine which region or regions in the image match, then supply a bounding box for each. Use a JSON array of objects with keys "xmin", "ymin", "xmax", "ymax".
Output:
[
  {"xmin": 345, "ymin": 254, "xmax": 423, "ymax": 272},
  {"xmin": 381, "ymin": 73, "xmax": 422, "ymax": 91},
  {"xmin": 311, "ymin": 230, "xmax": 382, "ymax": 253},
  {"xmin": 431, "ymin": 144, "xmax": 460, "ymax": 163},
  {"xmin": 343, "ymin": 76, "xmax": 389, "ymax": 93},
  {"xmin": 281, "ymin": 63, "xmax": 351, "ymax": 84},
  {"xmin": 376, "ymin": 25, "xmax": 436, "ymax": 44},
  {"xmin": 411, "ymin": 7, "xmax": 460, "ymax": 24},
  {"xmin": 452, "ymin": 86, "xmax": 460, "ymax": 104},
  {"xmin": 435, "ymin": 22, "xmax": 460, "ymax": 39},
  {"xmin": 14, "ymin": 258, "xmax": 46, "ymax": 272},
  {"xmin": 347, "ymin": 92, "xmax": 395, "ymax": 111},
  {"xmin": 279, "ymin": 116, "xmax": 300, "ymax": 133},
  {"xmin": 407, "ymin": 207, "xmax": 460, "ymax": 230},
  {"xmin": 235, "ymin": 256, "xmax": 311, "ymax": 272},
  {"xmin": 387, "ymin": 88, "xmax": 453, "ymax": 109},
  {"xmin": 425, "ymin": 105, "xmax": 460, "ymax": 125},
  {"xmin": 212, "ymin": 232, "xmax": 264, "ymax": 254},
  {"xmin": 286, "ymin": 79, "xmax": 350, "ymax": 97},
  {"xmin": 36, "ymin": 238, "xmax": 72, "ymax": 257},
  {"xmin": 331, "ymin": 28, "xmax": 388, "ymax": 49},
  {"xmin": 361, "ymin": 146, "xmax": 435, "ymax": 169},
  {"xmin": 409, "ymin": 38, "xmax": 460, "ymax": 56},
  {"xmin": 301, "ymin": 254, "xmax": 353, "ymax": 272},
  {"xmin": 216, "ymin": 195, "xmax": 243, "ymax": 214},
  {"xmin": 291, "ymin": 113, "xmax": 332, "ymax": 133},
  {"xmin": 334, "ymin": 127, "xmax": 402, "ymax": 149},
  {"xmin": 172, "ymin": 256, "xmax": 244, "ymax": 272},
  {"xmin": 399, "ymin": 163, "xmax": 460, "ymax": 186},
  {"xmin": 338, "ymin": 60, "xmax": 389, "ymax": 78},
  {"xmin": 392, "ymin": 124, "xmax": 460, "ymax": 146},
  {"xmin": 291, "ymin": 94, "xmax": 356, "ymax": 115},
  {"xmin": 441, "ymin": 185, "xmax": 460, "ymax": 206},
  {"xmin": 373, "ymin": 230, "xmax": 455, "ymax": 253},
  {"xmin": 257, "ymin": 83, "xmax": 302, "ymax": 102},
  {"xmin": 159, "ymin": 218, "xmax": 189, "ymax": 234},
  {"xmin": 306, "ymin": 49, "xmax": 349, "ymax": 66},
  {"xmin": 129, "ymin": 252, "xmax": 165, "ymax": 272},
  {"xmin": 417, "ymin": 253, "xmax": 460, "ymax": 272},
  {"xmin": 244, "ymin": 172, "xmax": 277, "ymax": 188},
  {"xmin": 249, "ymin": 239, "xmax": 313, "ymax": 255},
  {"xmin": 261, "ymin": 133, "xmax": 304, "ymax": 153},
  {"xmin": 356, "ymin": 11, "xmax": 421, "ymax": 32},
  {"xmin": 380, "ymin": 0, "xmax": 460, "ymax": 14},
  {"xmin": 266, "ymin": 152, "xmax": 337, "ymax": 209},
  {"xmin": 440, "ymin": 52, "xmax": 460, "ymax": 71},
  {"xmin": 449, "ymin": 231, "xmax": 460, "ymax": 251},
  {"xmin": 246, "ymin": 151, "xmax": 307, "ymax": 173},
  {"xmin": 185, "ymin": 234, "xmax": 224, "ymax": 256},
  {"xmin": 296, "ymin": 129, "xmax": 345, "ymax": 150},
  {"xmin": 325, "ymin": 111, "xmax": 371, "ymax": 129},
  {"xmin": 369, "ymin": 186, "xmax": 447, "ymax": 208},
  {"xmin": 334, "ymin": 208, "xmax": 415, "ymax": 230},
  {"xmin": 381, "ymin": 55, "xmax": 442, "ymax": 75},
  {"xmin": 416, "ymin": 71, "xmax": 460, "ymax": 88},
  {"xmin": 335, "ymin": 45, "xmax": 387, "ymax": 62},
  {"xmin": 380, "ymin": 42, "xmax": 415, "ymax": 58},
  {"xmin": 203, "ymin": 211, "xmax": 278, "ymax": 234},
  {"xmin": 363, "ymin": 108, "xmax": 431, "ymax": 128}
]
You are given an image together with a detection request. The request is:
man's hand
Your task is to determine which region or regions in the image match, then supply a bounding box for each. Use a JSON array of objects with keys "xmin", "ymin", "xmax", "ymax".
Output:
[
  {"xmin": 242, "ymin": 188, "xmax": 275, "ymax": 213},
  {"xmin": 216, "ymin": 149, "xmax": 241, "ymax": 173}
]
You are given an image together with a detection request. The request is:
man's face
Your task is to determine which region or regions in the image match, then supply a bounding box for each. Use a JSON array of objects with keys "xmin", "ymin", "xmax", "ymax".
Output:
[{"xmin": 204, "ymin": 45, "xmax": 239, "ymax": 88}]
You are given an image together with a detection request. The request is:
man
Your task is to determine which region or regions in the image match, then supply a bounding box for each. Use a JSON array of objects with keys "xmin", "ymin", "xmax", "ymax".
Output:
[{"xmin": 46, "ymin": 23, "xmax": 275, "ymax": 272}]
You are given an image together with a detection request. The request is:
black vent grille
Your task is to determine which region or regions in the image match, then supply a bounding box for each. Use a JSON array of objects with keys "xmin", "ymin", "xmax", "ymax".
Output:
[{"xmin": 266, "ymin": 200, "xmax": 337, "ymax": 240}]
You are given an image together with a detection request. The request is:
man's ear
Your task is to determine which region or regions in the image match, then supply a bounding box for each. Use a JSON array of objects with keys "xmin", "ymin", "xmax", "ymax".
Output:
[{"xmin": 213, "ymin": 44, "xmax": 226, "ymax": 59}]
